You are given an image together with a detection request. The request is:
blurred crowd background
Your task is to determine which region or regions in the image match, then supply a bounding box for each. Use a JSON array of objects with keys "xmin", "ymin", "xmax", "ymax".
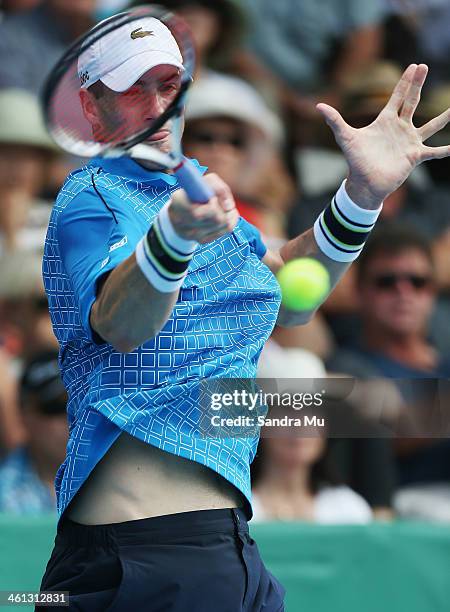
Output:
[{"xmin": 1, "ymin": 0, "xmax": 450, "ymax": 525}]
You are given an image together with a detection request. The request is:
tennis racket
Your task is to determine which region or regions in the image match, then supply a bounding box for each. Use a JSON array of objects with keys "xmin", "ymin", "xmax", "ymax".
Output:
[{"xmin": 41, "ymin": 4, "xmax": 213, "ymax": 203}]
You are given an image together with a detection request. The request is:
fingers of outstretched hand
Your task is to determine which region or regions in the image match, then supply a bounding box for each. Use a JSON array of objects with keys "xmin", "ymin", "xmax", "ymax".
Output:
[
  {"xmin": 420, "ymin": 144, "xmax": 450, "ymax": 161},
  {"xmin": 400, "ymin": 64, "xmax": 428, "ymax": 121},
  {"xmin": 385, "ymin": 64, "xmax": 417, "ymax": 114},
  {"xmin": 419, "ymin": 109, "xmax": 450, "ymax": 141},
  {"xmin": 316, "ymin": 103, "xmax": 349, "ymax": 141}
]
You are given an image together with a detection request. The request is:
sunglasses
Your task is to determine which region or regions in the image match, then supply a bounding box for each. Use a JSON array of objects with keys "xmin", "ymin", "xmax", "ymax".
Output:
[
  {"xmin": 371, "ymin": 273, "xmax": 433, "ymax": 291},
  {"xmin": 185, "ymin": 130, "xmax": 247, "ymax": 150}
]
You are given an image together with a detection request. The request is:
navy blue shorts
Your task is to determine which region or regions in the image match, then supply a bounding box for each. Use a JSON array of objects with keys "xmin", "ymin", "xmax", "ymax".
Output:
[{"xmin": 38, "ymin": 508, "xmax": 285, "ymax": 611}]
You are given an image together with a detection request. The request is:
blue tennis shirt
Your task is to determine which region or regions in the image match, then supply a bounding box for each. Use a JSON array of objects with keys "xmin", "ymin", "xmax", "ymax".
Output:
[{"xmin": 42, "ymin": 156, "xmax": 281, "ymax": 522}]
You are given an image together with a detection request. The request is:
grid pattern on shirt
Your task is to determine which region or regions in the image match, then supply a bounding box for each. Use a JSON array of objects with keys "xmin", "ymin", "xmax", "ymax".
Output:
[{"xmin": 43, "ymin": 160, "xmax": 281, "ymax": 517}]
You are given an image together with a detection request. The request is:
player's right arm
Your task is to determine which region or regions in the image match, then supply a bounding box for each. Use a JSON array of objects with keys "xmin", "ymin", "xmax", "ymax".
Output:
[
  {"xmin": 90, "ymin": 253, "xmax": 179, "ymax": 354},
  {"xmin": 60, "ymin": 173, "xmax": 237, "ymax": 354}
]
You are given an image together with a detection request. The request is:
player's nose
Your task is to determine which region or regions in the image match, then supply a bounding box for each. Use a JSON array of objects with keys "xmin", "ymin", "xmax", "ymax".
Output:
[{"xmin": 145, "ymin": 92, "xmax": 168, "ymax": 118}]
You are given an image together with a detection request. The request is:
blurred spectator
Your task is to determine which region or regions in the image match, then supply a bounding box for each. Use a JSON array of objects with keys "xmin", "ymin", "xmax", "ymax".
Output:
[
  {"xmin": 394, "ymin": 482, "xmax": 450, "ymax": 522},
  {"xmin": 328, "ymin": 225, "xmax": 450, "ymax": 378},
  {"xmin": 96, "ymin": 0, "xmax": 129, "ymax": 20},
  {"xmin": 0, "ymin": 0, "xmax": 95, "ymax": 95},
  {"xmin": 0, "ymin": 290, "xmax": 59, "ymax": 359},
  {"xmin": 184, "ymin": 71, "xmax": 292, "ymax": 245},
  {"xmin": 258, "ymin": 340, "xmax": 327, "ymax": 380},
  {"xmin": 326, "ymin": 436, "xmax": 396, "ymax": 520},
  {"xmin": 128, "ymin": 0, "xmax": 246, "ymax": 74},
  {"xmin": 251, "ymin": 435, "xmax": 373, "ymax": 523},
  {"xmin": 243, "ymin": 0, "xmax": 384, "ymax": 94},
  {"xmin": 0, "ymin": 347, "xmax": 25, "ymax": 456},
  {"xmin": 383, "ymin": 0, "xmax": 450, "ymax": 85},
  {"xmin": 0, "ymin": 0, "xmax": 40, "ymax": 17},
  {"xmin": 258, "ymin": 337, "xmax": 396, "ymax": 517},
  {"xmin": 0, "ymin": 88, "xmax": 59, "ymax": 377},
  {"xmin": 0, "ymin": 351, "xmax": 68, "ymax": 515},
  {"xmin": 237, "ymin": 0, "xmax": 384, "ymax": 144},
  {"xmin": 0, "ymin": 89, "xmax": 59, "ymax": 256},
  {"xmin": 420, "ymin": 84, "xmax": 450, "ymax": 188},
  {"xmin": 327, "ymin": 225, "xmax": 450, "ymax": 519}
]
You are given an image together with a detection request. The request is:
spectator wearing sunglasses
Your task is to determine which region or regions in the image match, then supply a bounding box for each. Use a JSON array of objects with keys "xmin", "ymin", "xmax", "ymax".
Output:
[
  {"xmin": 183, "ymin": 71, "xmax": 294, "ymax": 248},
  {"xmin": 0, "ymin": 351, "xmax": 68, "ymax": 514},
  {"xmin": 327, "ymin": 225, "xmax": 450, "ymax": 519},
  {"xmin": 328, "ymin": 224, "xmax": 448, "ymax": 379}
]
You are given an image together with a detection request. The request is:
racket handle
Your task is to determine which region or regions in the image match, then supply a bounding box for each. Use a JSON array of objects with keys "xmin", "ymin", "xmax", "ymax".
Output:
[{"xmin": 174, "ymin": 158, "xmax": 214, "ymax": 204}]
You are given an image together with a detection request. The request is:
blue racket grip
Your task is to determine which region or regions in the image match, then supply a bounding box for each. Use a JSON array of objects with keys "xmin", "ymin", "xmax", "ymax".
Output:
[{"xmin": 174, "ymin": 158, "xmax": 214, "ymax": 204}]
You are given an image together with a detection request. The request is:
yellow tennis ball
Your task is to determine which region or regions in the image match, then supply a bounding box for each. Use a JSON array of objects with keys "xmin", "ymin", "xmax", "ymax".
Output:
[{"xmin": 276, "ymin": 258, "xmax": 330, "ymax": 311}]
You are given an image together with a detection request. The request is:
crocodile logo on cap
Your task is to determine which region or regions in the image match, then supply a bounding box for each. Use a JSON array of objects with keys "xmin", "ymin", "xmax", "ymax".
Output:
[{"xmin": 131, "ymin": 27, "xmax": 154, "ymax": 39}]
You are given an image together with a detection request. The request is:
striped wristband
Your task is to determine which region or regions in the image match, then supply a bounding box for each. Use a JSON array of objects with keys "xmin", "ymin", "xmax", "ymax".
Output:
[
  {"xmin": 313, "ymin": 180, "xmax": 383, "ymax": 262},
  {"xmin": 135, "ymin": 203, "xmax": 198, "ymax": 292}
]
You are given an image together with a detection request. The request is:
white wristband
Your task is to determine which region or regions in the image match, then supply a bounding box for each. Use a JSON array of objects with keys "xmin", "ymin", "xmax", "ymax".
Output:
[
  {"xmin": 313, "ymin": 180, "xmax": 383, "ymax": 262},
  {"xmin": 135, "ymin": 202, "xmax": 199, "ymax": 293},
  {"xmin": 135, "ymin": 236, "xmax": 187, "ymax": 293},
  {"xmin": 158, "ymin": 201, "xmax": 197, "ymax": 257}
]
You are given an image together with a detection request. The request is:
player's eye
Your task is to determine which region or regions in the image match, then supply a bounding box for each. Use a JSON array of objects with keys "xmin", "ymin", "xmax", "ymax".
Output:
[{"xmin": 159, "ymin": 81, "xmax": 179, "ymax": 94}]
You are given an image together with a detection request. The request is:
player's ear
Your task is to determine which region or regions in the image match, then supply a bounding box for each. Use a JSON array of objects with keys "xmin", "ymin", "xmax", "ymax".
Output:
[{"xmin": 79, "ymin": 88, "xmax": 100, "ymax": 126}]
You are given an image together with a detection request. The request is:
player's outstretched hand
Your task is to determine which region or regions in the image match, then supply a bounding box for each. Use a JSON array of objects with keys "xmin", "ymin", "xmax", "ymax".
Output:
[
  {"xmin": 317, "ymin": 64, "xmax": 450, "ymax": 208},
  {"xmin": 168, "ymin": 173, "xmax": 239, "ymax": 244}
]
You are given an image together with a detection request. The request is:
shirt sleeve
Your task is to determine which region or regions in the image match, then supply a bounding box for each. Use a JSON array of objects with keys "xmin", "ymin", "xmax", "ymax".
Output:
[
  {"xmin": 238, "ymin": 217, "xmax": 267, "ymax": 260},
  {"xmin": 57, "ymin": 186, "xmax": 144, "ymax": 344}
]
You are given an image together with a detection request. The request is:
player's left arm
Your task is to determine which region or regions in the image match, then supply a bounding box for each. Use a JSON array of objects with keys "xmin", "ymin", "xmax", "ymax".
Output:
[
  {"xmin": 262, "ymin": 228, "xmax": 353, "ymax": 326},
  {"xmin": 264, "ymin": 64, "xmax": 450, "ymax": 327}
]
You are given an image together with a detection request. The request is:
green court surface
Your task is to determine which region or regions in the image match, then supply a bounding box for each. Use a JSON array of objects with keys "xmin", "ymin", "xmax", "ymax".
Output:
[{"xmin": 1, "ymin": 515, "xmax": 450, "ymax": 611}]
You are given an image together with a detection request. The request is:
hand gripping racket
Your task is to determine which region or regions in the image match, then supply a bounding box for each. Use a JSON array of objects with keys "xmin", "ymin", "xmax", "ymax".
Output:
[{"xmin": 41, "ymin": 4, "xmax": 213, "ymax": 203}]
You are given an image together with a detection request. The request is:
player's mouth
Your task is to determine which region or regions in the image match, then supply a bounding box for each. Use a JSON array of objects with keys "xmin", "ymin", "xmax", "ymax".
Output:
[{"xmin": 146, "ymin": 128, "xmax": 171, "ymax": 142}]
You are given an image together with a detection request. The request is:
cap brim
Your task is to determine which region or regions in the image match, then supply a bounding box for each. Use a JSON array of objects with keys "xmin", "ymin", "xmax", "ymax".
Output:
[{"xmin": 100, "ymin": 51, "xmax": 183, "ymax": 93}]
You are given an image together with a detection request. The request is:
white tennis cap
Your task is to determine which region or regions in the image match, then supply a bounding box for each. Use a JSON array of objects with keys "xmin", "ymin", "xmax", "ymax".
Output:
[{"xmin": 78, "ymin": 17, "xmax": 183, "ymax": 92}]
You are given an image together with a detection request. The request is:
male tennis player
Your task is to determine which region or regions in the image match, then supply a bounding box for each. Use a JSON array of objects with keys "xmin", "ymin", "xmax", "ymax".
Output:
[{"xmin": 38, "ymin": 13, "xmax": 450, "ymax": 612}]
